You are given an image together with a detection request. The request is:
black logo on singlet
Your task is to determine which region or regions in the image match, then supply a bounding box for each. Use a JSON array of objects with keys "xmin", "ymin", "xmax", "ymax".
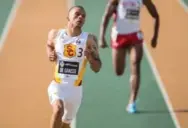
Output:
[
  {"xmin": 76, "ymin": 39, "xmax": 81, "ymax": 44},
  {"xmin": 58, "ymin": 60, "xmax": 79, "ymax": 75}
]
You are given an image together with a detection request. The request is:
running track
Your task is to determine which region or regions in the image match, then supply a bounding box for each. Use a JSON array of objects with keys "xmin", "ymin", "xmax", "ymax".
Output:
[{"xmin": 0, "ymin": 0, "xmax": 188, "ymax": 128}]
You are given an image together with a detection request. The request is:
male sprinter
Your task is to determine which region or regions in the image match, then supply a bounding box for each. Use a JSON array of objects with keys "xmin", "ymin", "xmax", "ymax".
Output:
[
  {"xmin": 99, "ymin": 0, "xmax": 160, "ymax": 113},
  {"xmin": 46, "ymin": 5, "xmax": 102, "ymax": 128}
]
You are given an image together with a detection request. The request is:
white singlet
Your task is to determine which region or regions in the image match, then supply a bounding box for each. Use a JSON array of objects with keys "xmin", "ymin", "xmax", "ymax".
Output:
[{"xmin": 112, "ymin": 0, "xmax": 143, "ymax": 34}]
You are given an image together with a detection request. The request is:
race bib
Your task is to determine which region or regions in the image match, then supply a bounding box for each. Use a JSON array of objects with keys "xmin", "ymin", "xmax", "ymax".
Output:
[
  {"xmin": 58, "ymin": 61, "xmax": 79, "ymax": 75},
  {"xmin": 125, "ymin": 8, "xmax": 139, "ymax": 20}
]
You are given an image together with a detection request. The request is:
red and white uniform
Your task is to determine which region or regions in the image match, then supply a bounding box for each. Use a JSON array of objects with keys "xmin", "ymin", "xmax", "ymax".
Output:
[{"xmin": 111, "ymin": 0, "xmax": 144, "ymax": 48}]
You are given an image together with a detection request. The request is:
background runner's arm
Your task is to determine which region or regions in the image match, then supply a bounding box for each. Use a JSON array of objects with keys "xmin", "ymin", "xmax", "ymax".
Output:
[
  {"xmin": 143, "ymin": 0, "xmax": 160, "ymax": 47},
  {"xmin": 86, "ymin": 34, "xmax": 102, "ymax": 73},
  {"xmin": 46, "ymin": 29, "xmax": 58, "ymax": 62},
  {"xmin": 100, "ymin": 0, "xmax": 118, "ymax": 38}
]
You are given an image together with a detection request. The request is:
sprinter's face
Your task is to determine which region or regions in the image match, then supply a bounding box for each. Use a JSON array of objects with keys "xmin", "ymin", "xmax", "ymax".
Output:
[{"xmin": 68, "ymin": 7, "xmax": 86, "ymax": 28}]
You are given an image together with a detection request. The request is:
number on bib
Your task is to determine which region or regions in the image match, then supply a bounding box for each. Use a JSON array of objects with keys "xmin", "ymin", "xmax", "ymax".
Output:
[{"xmin": 77, "ymin": 47, "xmax": 83, "ymax": 57}]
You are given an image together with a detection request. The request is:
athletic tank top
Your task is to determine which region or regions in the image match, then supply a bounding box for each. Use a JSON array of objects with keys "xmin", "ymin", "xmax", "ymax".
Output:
[
  {"xmin": 112, "ymin": 0, "xmax": 143, "ymax": 34},
  {"xmin": 53, "ymin": 29, "xmax": 88, "ymax": 86}
]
